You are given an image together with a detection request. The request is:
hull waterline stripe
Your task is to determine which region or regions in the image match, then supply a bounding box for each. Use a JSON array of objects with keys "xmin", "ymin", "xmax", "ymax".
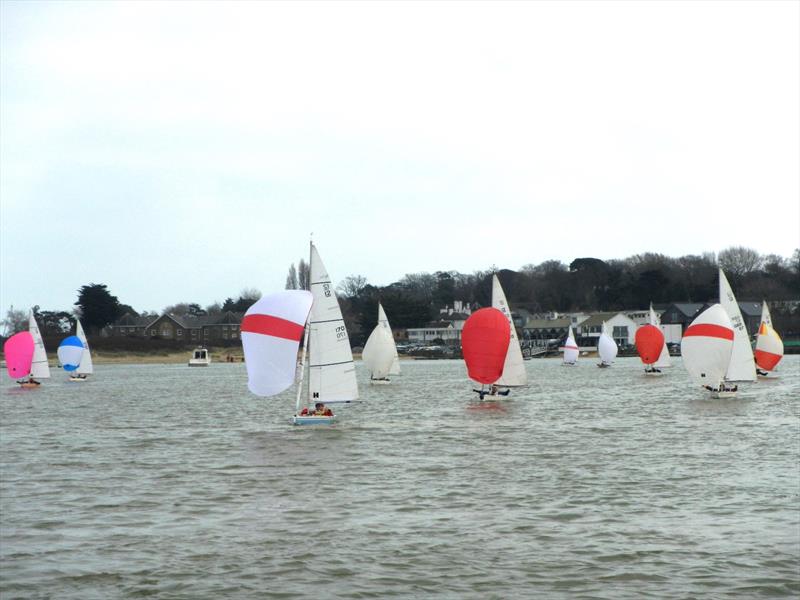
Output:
[
  {"xmin": 241, "ymin": 314, "xmax": 304, "ymax": 341},
  {"xmin": 684, "ymin": 323, "xmax": 734, "ymax": 340}
]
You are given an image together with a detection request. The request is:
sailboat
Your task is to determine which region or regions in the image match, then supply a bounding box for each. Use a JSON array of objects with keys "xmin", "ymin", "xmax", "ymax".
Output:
[
  {"xmin": 681, "ymin": 303, "xmax": 737, "ymax": 398},
  {"xmin": 379, "ymin": 303, "xmax": 401, "ymax": 377},
  {"xmin": 28, "ymin": 312, "xmax": 51, "ymax": 384},
  {"xmin": 242, "ymin": 289, "xmax": 315, "ymax": 417},
  {"xmin": 491, "ymin": 275, "xmax": 527, "ymax": 392},
  {"xmin": 70, "ymin": 320, "xmax": 93, "ymax": 380},
  {"xmin": 718, "ymin": 268, "xmax": 756, "ymax": 382},
  {"xmin": 3, "ymin": 331, "xmax": 35, "ymax": 386},
  {"xmin": 754, "ymin": 301, "xmax": 783, "ymax": 378},
  {"xmin": 597, "ymin": 321, "xmax": 617, "ymax": 367},
  {"xmin": 635, "ymin": 322, "xmax": 665, "ymax": 376},
  {"xmin": 362, "ymin": 303, "xmax": 398, "ymax": 384},
  {"xmin": 462, "ymin": 307, "xmax": 511, "ymax": 400},
  {"xmin": 562, "ymin": 325, "xmax": 579, "ymax": 366},
  {"xmin": 242, "ymin": 243, "xmax": 359, "ymax": 425},
  {"xmin": 650, "ymin": 304, "xmax": 671, "ymax": 369},
  {"xmin": 57, "ymin": 336, "xmax": 84, "ymax": 376}
]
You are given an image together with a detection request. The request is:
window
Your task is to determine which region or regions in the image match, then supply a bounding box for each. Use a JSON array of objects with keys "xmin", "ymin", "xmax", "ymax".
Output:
[
  {"xmin": 177, "ymin": 329, "xmax": 183, "ymax": 337},
  {"xmin": 150, "ymin": 329, "xmax": 157, "ymax": 337}
]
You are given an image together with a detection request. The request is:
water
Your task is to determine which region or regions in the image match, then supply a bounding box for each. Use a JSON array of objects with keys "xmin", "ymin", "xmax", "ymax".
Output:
[{"xmin": 1, "ymin": 357, "xmax": 798, "ymax": 599}]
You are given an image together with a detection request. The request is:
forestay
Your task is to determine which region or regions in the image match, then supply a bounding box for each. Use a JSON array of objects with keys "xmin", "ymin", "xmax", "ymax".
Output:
[
  {"xmin": 719, "ymin": 268, "xmax": 756, "ymax": 381},
  {"xmin": 241, "ymin": 290, "xmax": 313, "ymax": 397},
  {"xmin": 492, "ymin": 275, "xmax": 527, "ymax": 386},
  {"xmin": 308, "ymin": 243, "xmax": 359, "ymax": 403}
]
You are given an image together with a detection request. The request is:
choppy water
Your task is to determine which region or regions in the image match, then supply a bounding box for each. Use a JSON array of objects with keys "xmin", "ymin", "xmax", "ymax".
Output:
[{"xmin": 1, "ymin": 356, "xmax": 799, "ymax": 599}]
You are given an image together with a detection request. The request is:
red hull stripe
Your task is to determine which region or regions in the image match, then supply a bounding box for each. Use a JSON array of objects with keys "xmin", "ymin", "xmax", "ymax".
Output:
[
  {"xmin": 241, "ymin": 314, "xmax": 304, "ymax": 341},
  {"xmin": 684, "ymin": 323, "xmax": 734, "ymax": 340}
]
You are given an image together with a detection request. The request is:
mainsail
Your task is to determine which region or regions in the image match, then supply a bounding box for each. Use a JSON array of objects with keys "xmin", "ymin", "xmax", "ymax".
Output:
[
  {"xmin": 563, "ymin": 325, "xmax": 579, "ymax": 364},
  {"xmin": 75, "ymin": 320, "xmax": 94, "ymax": 375},
  {"xmin": 29, "ymin": 313, "xmax": 50, "ymax": 379},
  {"xmin": 492, "ymin": 275, "xmax": 527, "ymax": 387},
  {"xmin": 308, "ymin": 243, "xmax": 359, "ymax": 403},
  {"xmin": 378, "ymin": 303, "xmax": 401, "ymax": 375},
  {"xmin": 718, "ymin": 268, "xmax": 756, "ymax": 382}
]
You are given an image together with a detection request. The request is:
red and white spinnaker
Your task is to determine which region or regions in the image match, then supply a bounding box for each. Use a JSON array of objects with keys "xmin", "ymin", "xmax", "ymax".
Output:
[
  {"xmin": 241, "ymin": 290, "xmax": 313, "ymax": 397},
  {"xmin": 681, "ymin": 304, "xmax": 734, "ymax": 389}
]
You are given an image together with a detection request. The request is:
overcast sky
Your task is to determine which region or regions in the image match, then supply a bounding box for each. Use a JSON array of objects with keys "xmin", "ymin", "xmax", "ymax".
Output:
[{"xmin": 1, "ymin": 0, "xmax": 798, "ymax": 314}]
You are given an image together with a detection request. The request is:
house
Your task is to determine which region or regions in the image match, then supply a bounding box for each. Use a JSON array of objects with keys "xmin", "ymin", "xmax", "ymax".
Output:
[
  {"xmin": 522, "ymin": 318, "xmax": 572, "ymax": 345},
  {"xmin": 575, "ymin": 312, "xmax": 637, "ymax": 348},
  {"xmin": 108, "ymin": 311, "xmax": 244, "ymax": 344},
  {"xmin": 658, "ymin": 303, "xmax": 704, "ymax": 343},
  {"xmin": 406, "ymin": 321, "xmax": 460, "ymax": 344},
  {"xmin": 109, "ymin": 312, "xmax": 152, "ymax": 337}
]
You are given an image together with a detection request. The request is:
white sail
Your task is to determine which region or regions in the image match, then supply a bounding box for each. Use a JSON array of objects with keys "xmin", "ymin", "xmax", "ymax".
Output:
[
  {"xmin": 492, "ymin": 275, "xmax": 527, "ymax": 386},
  {"xmin": 563, "ymin": 325, "xmax": 579, "ymax": 364},
  {"xmin": 362, "ymin": 323, "xmax": 396, "ymax": 380},
  {"xmin": 760, "ymin": 302, "xmax": 773, "ymax": 328},
  {"xmin": 28, "ymin": 313, "xmax": 50, "ymax": 378},
  {"xmin": 308, "ymin": 243, "xmax": 359, "ymax": 403},
  {"xmin": 378, "ymin": 303, "xmax": 401, "ymax": 375},
  {"xmin": 75, "ymin": 320, "xmax": 94, "ymax": 375},
  {"xmin": 718, "ymin": 268, "xmax": 757, "ymax": 382},
  {"xmin": 681, "ymin": 303, "xmax": 734, "ymax": 388},
  {"xmin": 597, "ymin": 321, "xmax": 618, "ymax": 365},
  {"xmin": 649, "ymin": 304, "xmax": 671, "ymax": 368}
]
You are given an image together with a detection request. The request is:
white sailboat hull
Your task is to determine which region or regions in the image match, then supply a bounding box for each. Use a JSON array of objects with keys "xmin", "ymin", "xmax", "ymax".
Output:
[{"xmin": 292, "ymin": 415, "xmax": 336, "ymax": 426}]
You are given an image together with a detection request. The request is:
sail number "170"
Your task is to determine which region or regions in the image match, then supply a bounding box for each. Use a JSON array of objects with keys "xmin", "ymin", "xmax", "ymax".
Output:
[{"xmin": 336, "ymin": 325, "xmax": 348, "ymax": 340}]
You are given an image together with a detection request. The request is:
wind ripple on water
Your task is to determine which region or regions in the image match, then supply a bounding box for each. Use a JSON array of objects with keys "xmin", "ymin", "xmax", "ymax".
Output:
[{"xmin": 1, "ymin": 357, "xmax": 798, "ymax": 598}]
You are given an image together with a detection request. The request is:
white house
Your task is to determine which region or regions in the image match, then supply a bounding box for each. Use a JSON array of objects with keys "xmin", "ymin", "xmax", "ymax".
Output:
[{"xmin": 575, "ymin": 312, "xmax": 638, "ymax": 348}]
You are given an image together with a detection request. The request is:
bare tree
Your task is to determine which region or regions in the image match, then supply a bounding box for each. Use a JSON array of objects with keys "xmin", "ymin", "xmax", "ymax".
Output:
[
  {"xmin": 239, "ymin": 288, "xmax": 262, "ymax": 303},
  {"xmin": 298, "ymin": 258, "xmax": 310, "ymax": 291},
  {"xmin": 285, "ymin": 263, "xmax": 299, "ymax": 290},
  {"xmin": 2, "ymin": 305, "xmax": 28, "ymax": 336},
  {"xmin": 338, "ymin": 275, "xmax": 368, "ymax": 297},
  {"xmin": 718, "ymin": 246, "xmax": 763, "ymax": 279}
]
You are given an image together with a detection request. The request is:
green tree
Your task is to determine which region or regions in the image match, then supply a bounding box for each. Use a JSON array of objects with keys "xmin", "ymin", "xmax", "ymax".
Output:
[{"xmin": 75, "ymin": 284, "xmax": 123, "ymax": 334}]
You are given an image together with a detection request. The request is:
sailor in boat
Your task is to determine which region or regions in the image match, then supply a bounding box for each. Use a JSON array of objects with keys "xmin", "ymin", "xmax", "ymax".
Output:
[
  {"xmin": 645, "ymin": 366, "xmax": 662, "ymax": 374},
  {"xmin": 472, "ymin": 385, "xmax": 510, "ymax": 400},
  {"xmin": 756, "ymin": 368, "xmax": 769, "ymax": 377},
  {"xmin": 299, "ymin": 402, "xmax": 334, "ymax": 417},
  {"xmin": 703, "ymin": 383, "xmax": 738, "ymax": 393},
  {"xmin": 19, "ymin": 376, "xmax": 40, "ymax": 386}
]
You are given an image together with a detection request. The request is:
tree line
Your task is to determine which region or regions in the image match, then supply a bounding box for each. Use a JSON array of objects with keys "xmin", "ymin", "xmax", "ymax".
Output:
[{"xmin": 3, "ymin": 247, "xmax": 798, "ymax": 344}]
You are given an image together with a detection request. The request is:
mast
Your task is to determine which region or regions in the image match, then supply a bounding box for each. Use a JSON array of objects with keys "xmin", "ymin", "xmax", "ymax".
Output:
[
  {"xmin": 295, "ymin": 321, "xmax": 310, "ymax": 414},
  {"xmin": 295, "ymin": 238, "xmax": 313, "ymax": 413}
]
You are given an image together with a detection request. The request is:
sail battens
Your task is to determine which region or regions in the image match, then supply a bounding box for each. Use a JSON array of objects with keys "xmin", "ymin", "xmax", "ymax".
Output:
[{"xmin": 309, "ymin": 360, "xmax": 354, "ymax": 368}]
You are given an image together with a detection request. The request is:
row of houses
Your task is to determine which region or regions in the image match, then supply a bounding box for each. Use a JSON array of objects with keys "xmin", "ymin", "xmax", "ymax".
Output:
[
  {"xmin": 107, "ymin": 300, "xmax": 768, "ymax": 350},
  {"xmin": 107, "ymin": 311, "xmax": 244, "ymax": 342},
  {"xmin": 406, "ymin": 302, "xmax": 767, "ymax": 350}
]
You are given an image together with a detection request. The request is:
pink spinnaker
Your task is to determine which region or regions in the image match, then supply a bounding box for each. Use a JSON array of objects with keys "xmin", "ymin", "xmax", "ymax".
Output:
[{"xmin": 4, "ymin": 331, "xmax": 34, "ymax": 379}]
